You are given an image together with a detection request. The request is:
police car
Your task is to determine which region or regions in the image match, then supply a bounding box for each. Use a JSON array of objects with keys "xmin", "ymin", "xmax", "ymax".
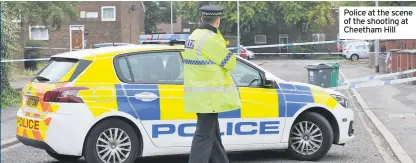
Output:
[{"xmin": 16, "ymin": 34, "xmax": 354, "ymax": 163}]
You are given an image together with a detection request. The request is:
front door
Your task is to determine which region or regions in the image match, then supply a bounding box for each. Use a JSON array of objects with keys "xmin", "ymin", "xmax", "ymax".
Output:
[
  {"xmin": 279, "ymin": 34, "xmax": 288, "ymax": 53},
  {"xmin": 71, "ymin": 30, "xmax": 83, "ymax": 49},
  {"xmin": 119, "ymin": 50, "xmax": 192, "ymax": 147}
]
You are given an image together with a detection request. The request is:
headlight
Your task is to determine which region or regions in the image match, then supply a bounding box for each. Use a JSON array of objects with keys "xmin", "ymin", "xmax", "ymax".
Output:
[{"xmin": 331, "ymin": 94, "xmax": 348, "ymax": 108}]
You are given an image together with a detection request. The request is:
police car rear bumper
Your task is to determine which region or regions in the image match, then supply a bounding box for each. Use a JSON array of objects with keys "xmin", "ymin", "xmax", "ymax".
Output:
[
  {"xmin": 16, "ymin": 105, "xmax": 94, "ymax": 156},
  {"xmin": 17, "ymin": 135, "xmax": 57, "ymax": 153}
]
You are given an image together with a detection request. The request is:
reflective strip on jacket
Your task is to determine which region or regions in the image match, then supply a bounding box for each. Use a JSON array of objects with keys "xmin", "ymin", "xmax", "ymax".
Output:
[{"xmin": 183, "ymin": 28, "xmax": 242, "ymax": 113}]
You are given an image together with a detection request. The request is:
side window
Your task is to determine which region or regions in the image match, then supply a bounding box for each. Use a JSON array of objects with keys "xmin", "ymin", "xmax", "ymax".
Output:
[
  {"xmin": 230, "ymin": 60, "xmax": 262, "ymax": 87},
  {"xmin": 114, "ymin": 51, "xmax": 183, "ymax": 84},
  {"xmin": 114, "ymin": 56, "xmax": 133, "ymax": 82}
]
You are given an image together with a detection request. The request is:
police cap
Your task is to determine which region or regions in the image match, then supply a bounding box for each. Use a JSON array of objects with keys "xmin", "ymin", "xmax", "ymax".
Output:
[{"xmin": 199, "ymin": 5, "xmax": 224, "ymax": 16}]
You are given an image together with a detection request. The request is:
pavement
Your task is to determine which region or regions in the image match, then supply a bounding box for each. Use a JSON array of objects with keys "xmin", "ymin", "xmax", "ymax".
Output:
[
  {"xmin": 341, "ymin": 62, "xmax": 416, "ymax": 162},
  {"xmin": 1, "ymin": 59, "xmax": 409, "ymax": 163}
]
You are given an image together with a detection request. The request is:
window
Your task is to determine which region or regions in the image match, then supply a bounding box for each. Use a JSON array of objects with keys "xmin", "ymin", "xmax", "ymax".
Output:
[
  {"xmin": 101, "ymin": 6, "xmax": 116, "ymax": 21},
  {"xmin": 231, "ymin": 60, "xmax": 263, "ymax": 87},
  {"xmin": 86, "ymin": 12, "xmax": 99, "ymax": 18},
  {"xmin": 80, "ymin": 11, "xmax": 86, "ymax": 18},
  {"xmin": 36, "ymin": 58, "xmax": 79, "ymax": 83},
  {"xmin": 114, "ymin": 51, "xmax": 184, "ymax": 84},
  {"xmin": 312, "ymin": 33, "xmax": 325, "ymax": 42},
  {"xmin": 29, "ymin": 26, "xmax": 49, "ymax": 40},
  {"xmin": 254, "ymin": 35, "xmax": 267, "ymax": 44}
]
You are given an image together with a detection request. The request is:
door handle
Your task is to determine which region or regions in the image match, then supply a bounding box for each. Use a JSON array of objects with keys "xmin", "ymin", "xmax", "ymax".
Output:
[{"xmin": 134, "ymin": 92, "xmax": 159, "ymax": 102}]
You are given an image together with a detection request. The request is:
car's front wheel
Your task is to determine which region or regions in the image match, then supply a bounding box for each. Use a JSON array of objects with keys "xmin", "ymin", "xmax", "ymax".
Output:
[
  {"xmin": 84, "ymin": 119, "xmax": 140, "ymax": 163},
  {"xmin": 286, "ymin": 112, "xmax": 333, "ymax": 161}
]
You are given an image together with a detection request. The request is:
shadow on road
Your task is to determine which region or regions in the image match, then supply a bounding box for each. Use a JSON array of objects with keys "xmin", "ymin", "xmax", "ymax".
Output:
[{"xmin": 42, "ymin": 150, "xmax": 350, "ymax": 163}]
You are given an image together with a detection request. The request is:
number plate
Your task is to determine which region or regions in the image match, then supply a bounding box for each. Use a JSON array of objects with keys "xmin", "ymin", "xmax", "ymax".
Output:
[{"xmin": 26, "ymin": 96, "xmax": 39, "ymax": 107}]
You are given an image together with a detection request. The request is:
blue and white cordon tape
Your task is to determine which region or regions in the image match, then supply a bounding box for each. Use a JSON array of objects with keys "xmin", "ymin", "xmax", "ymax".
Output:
[
  {"xmin": 332, "ymin": 77, "xmax": 416, "ymax": 90},
  {"xmin": 1, "ymin": 39, "xmax": 370, "ymax": 62},
  {"xmin": 1, "ymin": 58, "xmax": 50, "ymax": 63},
  {"xmin": 227, "ymin": 40, "xmax": 360, "ymax": 50},
  {"xmin": 338, "ymin": 69, "xmax": 416, "ymax": 85}
]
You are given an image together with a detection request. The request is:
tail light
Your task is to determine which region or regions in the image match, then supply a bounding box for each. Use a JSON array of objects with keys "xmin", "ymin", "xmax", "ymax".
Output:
[{"xmin": 44, "ymin": 87, "xmax": 88, "ymax": 103}]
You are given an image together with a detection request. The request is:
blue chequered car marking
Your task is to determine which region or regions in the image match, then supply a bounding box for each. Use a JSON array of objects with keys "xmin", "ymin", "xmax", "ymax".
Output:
[
  {"xmin": 115, "ymin": 84, "xmax": 139, "ymax": 119},
  {"xmin": 123, "ymin": 84, "xmax": 161, "ymax": 120}
]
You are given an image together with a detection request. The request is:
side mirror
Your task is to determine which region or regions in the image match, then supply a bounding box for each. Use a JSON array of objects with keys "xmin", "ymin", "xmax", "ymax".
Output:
[
  {"xmin": 263, "ymin": 73, "xmax": 276, "ymax": 87},
  {"xmin": 264, "ymin": 79, "xmax": 274, "ymax": 87}
]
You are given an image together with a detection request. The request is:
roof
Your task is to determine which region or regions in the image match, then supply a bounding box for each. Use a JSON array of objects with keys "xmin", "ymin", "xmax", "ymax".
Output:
[{"xmin": 51, "ymin": 44, "xmax": 184, "ymax": 60}]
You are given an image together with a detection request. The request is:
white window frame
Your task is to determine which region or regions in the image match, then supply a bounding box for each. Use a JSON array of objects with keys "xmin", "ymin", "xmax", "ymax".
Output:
[
  {"xmin": 312, "ymin": 33, "xmax": 325, "ymax": 42},
  {"xmin": 69, "ymin": 25, "xmax": 85, "ymax": 51},
  {"xmin": 29, "ymin": 25, "xmax": 49, "ymax": 41},
  {"xmin": 101, "ymin": 6, "xmax": 116, "ymax": 21},
  {"xmin": 254, "ymin": 35, "xmax": 267, "ymax": 44}
]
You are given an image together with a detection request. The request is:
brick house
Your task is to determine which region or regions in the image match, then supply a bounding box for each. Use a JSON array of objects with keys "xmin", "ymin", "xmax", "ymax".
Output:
[{"xmin": 23, "ymin": 1, "xmax": 145, "ymax": 51}]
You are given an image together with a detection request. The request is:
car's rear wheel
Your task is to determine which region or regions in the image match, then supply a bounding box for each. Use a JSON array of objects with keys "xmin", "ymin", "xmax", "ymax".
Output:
[
  {"xmin": 84, "ymin": 119, "xmax": 139, "ymax": 163},
  {"xmin": 350, "ymin": 54, "xmax": 359, "ymax": 61},
  {"xmin": 46, "ymin": 151, "xmax": 82, "ymax": 161},
  {"xmin": 286, "ymin": 112, "xmax": 333, "ymax": 161}
]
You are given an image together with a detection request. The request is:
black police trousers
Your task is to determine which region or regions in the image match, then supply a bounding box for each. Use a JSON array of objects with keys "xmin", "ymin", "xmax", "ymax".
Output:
[{"xmin": 188, "ymin": 113, "xmax": 229, "ymax": 163}]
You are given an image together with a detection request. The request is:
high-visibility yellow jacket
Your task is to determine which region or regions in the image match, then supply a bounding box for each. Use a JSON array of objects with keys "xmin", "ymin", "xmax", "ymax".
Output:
[{"xmin": 183, "ymin": 24, "xmax": 241, "ymax": 113}]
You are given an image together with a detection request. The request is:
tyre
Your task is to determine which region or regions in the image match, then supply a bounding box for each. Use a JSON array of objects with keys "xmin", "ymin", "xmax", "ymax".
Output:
[
  {"xmin": 350, "ymin": 54, "xmax": 359, "ymax": 61},
  {"xmin": 286, "ymin": 112, "xmax": 333, "ymax": 161},
  {"xmin": 84, "ymin": 119, "xmax": 140, "ymax": 163},
  {"xmin": 46, "ymin": 151, "xmax": 82, "ymax": 162}
]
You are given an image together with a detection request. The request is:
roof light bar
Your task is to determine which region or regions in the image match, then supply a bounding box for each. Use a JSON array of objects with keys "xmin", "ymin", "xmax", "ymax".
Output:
[{"xmin": 139, "ymin": 34, "xmax": 190, "ymax": 44}]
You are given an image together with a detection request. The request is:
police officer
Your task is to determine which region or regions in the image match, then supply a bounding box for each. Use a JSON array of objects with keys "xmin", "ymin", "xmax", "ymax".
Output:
[{"xmin": 183, "ymin": 5, "xmax": 242, "ymax": 163}]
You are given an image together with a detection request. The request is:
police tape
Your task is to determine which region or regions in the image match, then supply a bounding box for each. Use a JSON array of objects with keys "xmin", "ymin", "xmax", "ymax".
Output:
[
  {"xmin": 1, "ymin": 58, "xmax": 50, "ymax": 63},
  {"xmin": 253, "ymin": 52, "xmax": 342, "ymax": 55},
  {"xmin": 338, "ymin": 69, "xmax": 416, "ymax": 85},
  {"xmin": 227, "ymin": 40, "xmax": 363, "ymax": 50},
  {"xmin": 331, "ymin": 77, "xmax": 416, "ymax": 90},
  {"xmin": 253, "ymin": 52, "xmax": 389, "ymax": 55},
  {"xmin": 1, "ymin": 40, "xmax": 369, "ymax": 62}
]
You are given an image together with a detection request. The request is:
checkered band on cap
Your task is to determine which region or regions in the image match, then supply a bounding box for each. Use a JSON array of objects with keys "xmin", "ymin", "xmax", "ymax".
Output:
[{"xmin": 202, "ymin": 12, "xmax": 222, "ymax": 16}]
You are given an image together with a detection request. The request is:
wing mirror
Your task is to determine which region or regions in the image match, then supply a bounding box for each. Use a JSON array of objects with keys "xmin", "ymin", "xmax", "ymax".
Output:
[{"xmin": 264, "ymin": 74, "xmax": 275, "ymax": 87}]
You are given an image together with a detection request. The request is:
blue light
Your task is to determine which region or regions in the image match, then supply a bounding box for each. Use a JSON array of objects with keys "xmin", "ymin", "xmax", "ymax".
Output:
[{"xmin": 139, "ymin": 34, "xmax": 190, "ymax": 42}]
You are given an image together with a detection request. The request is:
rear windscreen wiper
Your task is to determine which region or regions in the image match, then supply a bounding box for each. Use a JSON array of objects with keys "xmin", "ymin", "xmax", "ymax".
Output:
[{"xmin": 34, "ymin": 76, "xmax": 50, "ymax": 81}]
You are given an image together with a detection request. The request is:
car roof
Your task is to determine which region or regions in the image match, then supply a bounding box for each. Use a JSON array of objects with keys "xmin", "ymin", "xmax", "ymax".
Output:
[{"xmin": 51, "ymin": 44, "xmax": 184, "ymax": 60}]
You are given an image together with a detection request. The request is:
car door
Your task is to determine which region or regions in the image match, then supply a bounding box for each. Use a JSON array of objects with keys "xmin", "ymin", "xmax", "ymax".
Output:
[
  {"xmin": 229, "ymin": 59, "xmax": 286, "ymax": 144},
  {"xmin": 114, "ymin": 50, "xmax": 195, "ymax": 148}
]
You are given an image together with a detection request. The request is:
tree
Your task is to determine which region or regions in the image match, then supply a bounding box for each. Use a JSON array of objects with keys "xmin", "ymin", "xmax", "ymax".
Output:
[
  {"xmin": 338, "ymin": 1, "xmax": 416, "ymax": 7},
  {"xmin": 0, "ymin": 2, "xmax": 79, "ymax": 107},
  {"xmin": 175, "ymin": 1, "xmax": 334, "ymax": 45},
  {"xmin": 144, "ymin": 1, "xmax": 177, "ymax": 33}
]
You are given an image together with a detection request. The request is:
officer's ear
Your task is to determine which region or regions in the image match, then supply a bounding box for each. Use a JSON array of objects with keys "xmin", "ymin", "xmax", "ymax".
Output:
[{"xmin": 216, "ymin": 17, "xmax": 221, "ymax": 26}]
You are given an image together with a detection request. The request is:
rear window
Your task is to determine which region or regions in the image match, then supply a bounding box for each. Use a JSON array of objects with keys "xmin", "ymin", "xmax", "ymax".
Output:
[{"xmin": 35, "ymin": 58, "xmax": 90, "ymax": 83}]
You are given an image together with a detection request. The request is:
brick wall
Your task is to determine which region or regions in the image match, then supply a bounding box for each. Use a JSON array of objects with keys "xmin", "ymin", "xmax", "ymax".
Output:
[
  {"xmin": 40, "ymin": 1, "xmax": 144, "ymax": 49},
  {"xmin": 120, "ymin": 1, "xmax": 145, "ymax": 44}
]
